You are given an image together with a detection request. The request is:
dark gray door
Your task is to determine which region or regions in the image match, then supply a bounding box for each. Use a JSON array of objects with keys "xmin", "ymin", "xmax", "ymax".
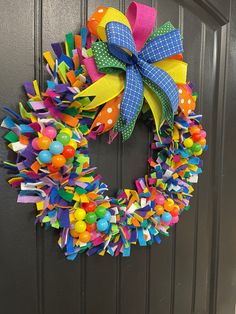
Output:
[{"xmin": 0, "ymin": 0, "xmax": 235, "ymax": 314}]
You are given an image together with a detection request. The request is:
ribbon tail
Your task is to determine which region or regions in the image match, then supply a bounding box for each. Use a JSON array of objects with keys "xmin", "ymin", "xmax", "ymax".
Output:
[
  {"xmin": 115, "ymin": 98, "xmax": 143, "ymax": 142},
  {"xmin": 74, "ymin": 73, "xmax": 125, "ymax": 110},
  {"xmin": 122, "ymin": 100, "xmax": 143, "ymax": 141},
  {"xmin": 114, "ymin": 64, "xmax": 143, "ymax": 141},
  {"xmin": 143, "ymin": 84, "xmax": 162, "ymax": 133},
  {"xmin": 90, "ymin": 94, "xmax": 122, "ymax": 134},
  {"xmin": 142, "ymin": 76, "xmax": 173, "ymax": 127},
  {"xmin": 120, "ymin": 64, "xmax": 143, "ymax": 124},
  {"xmin": 153, "ymin": 60, "xmax": 187, "ymax": 85},
  {"xmin": 138, "ymin": 59, "xmax": 179, "ymax": 112}
]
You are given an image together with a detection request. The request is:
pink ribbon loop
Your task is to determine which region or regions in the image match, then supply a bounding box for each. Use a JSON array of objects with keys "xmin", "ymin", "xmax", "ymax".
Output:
[{"xmin": 126, "ymin": 1, "xmax": 157, "ymax": 52}]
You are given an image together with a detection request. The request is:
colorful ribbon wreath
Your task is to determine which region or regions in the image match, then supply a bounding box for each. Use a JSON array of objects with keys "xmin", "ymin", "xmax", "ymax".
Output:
[{"xmin": 1, "ymin": 2, "xmax": 207, "ymax": 259}]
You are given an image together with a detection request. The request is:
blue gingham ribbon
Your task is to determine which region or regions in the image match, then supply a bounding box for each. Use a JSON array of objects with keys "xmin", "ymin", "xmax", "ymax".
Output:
[{"xmin": 106, "ymin": 21, "xmax": 183, "ymax": 125}]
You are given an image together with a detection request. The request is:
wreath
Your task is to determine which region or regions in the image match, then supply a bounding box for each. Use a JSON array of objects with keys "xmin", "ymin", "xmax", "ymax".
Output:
[{"xmin": 1, "ymin": 2, "xmax": 207, "ymax": 260}]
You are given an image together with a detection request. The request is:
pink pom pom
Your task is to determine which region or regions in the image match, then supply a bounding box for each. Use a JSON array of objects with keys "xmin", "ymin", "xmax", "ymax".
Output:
[
  {"xmin": 42, "ymin": 126, "xmax": 57, "ymax": 139},
  {"xmin": 156, "ymin": 193, "xmax": 165, "ymax": 205},
  {"xmin": 32, "ymin": 137, "xmax": 40, "ymax": 150},
  {"xmin": 200, "ymin": 130, "xmax": 206, "ymax": 138},
  {"xmin": 171, "ymin": 216, "xmax": 179, "ymax": 224}
]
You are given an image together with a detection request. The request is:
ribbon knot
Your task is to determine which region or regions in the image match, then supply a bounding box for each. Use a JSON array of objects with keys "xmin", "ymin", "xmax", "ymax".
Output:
[{"xmin": 77, "ymin": 2, "xmax": 186, "ymax": 141}]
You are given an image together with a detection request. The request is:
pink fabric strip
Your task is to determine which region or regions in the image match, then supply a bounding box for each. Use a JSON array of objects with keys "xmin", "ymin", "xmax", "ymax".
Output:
[
  {"xmin": 126, "ymin": 1, "xmax": 157, "ymax": 52},
  {"xmin": 83, "ymin": 57, "xmax": 104, "ymax": 83}
]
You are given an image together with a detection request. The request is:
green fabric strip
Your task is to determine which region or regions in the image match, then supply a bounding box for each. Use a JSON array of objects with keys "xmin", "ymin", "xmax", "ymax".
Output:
[
  {"xmin": 65, "ymin": 32, "xmax": 74, "ymax": 58},
  {"xmin": 4, "ymin": 131, "xmax": 19, "ymax": 143}
]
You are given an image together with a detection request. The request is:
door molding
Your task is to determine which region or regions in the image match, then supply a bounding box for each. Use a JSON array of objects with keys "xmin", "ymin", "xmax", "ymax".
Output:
[{"xmin": 177, "ymin": 0, "xmax": 230, "ymax": 28}]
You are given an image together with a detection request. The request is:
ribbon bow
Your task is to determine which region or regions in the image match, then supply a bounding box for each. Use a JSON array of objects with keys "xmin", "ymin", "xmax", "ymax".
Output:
[{"xmin": 76, "ymin": 2, "xmax": 187, "ymax": 140}]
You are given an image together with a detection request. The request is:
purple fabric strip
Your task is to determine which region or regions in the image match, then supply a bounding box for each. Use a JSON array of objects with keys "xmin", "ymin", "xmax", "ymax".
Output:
[
  {"xmin": 17, "ymin": 195, "xmax": 42, "ymax": 203},
  {"xmin": 24, "ymin": 82, "xmax": 35, "ymax": 96},
  {"xmin": 30, "ymin": 101, "xmax": 46, "ymax": 110},
  {"xmin": 55, "ymin": 84, "xmax": 70, "ymax": 93},
  {"xmin": 51, "ymin": 42, "xmax": 63, "ymax": 58}
]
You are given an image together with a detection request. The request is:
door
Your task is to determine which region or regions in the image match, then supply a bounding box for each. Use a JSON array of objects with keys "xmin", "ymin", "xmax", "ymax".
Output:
[{"xmin": 0, "ymin": 0, "xmax": 234, "ymax": 314}]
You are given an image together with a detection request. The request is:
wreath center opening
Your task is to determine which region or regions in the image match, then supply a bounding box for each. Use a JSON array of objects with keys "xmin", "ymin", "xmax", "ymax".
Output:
[{"xmin": 89, "ymin": 119, "xmax": 151, "ymax": 196}]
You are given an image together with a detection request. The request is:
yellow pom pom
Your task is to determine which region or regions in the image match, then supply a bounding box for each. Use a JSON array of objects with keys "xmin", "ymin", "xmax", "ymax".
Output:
[
  {"xmin": 60, "ymin": 127, "xmax": 72, "ymax": 138},
  {"xmin": 68, "ymin": 139, "xmax": 77, "ymax": 150},
  {"xmin": 184, "ymin": 138, "xmax": 193, "ymax": 148},
  {"xmin": 195, "ymin": 148, "xmax": 203, "ymax": 156},
  {"xmin": 74, "ymin": 208, "xmax": 86, "ymax": 221},
  {"xmin": 74, "ymin": 220, "xmax": 86, "ymax": 233}
]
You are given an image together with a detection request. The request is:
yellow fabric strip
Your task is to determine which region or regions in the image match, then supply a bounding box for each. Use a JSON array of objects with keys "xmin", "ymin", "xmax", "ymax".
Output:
[
  {"xmin": 65, "ymin": 41, "xmax": 70, "ymax": 57},
  {"xmin": 43, "ymin": 51, "xmax": 55, "ymax": 71},
  {"xmin": 33, "ymin": 80, "xmax": 40, "ymax": 97}
]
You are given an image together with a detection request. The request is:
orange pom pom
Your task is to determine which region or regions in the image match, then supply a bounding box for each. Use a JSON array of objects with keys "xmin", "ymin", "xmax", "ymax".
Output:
[
  {"xmin": 51, "ymin": 155, "xmax": 66, "ymax": 168},
  {"xmin": 79, "ymin": 231, "xmax": 91, "ymax": 243},
  {"xmin": 48, "ymin": 163, "xmax": 60, "ymax": 173},
  {"xmin": 155, "ymin": 205, "xmax": 164, "ymax": 215},
  {"xmin": 164, "ymin": 200, "xmax": 174, "ymax": 212},
  {"xmin": 38, "ymin": 136, "xmax": 51, "ymax": 150},
  {"xmin": 70, "ymin": 229, "xmax": 80, "ymax": 238}
]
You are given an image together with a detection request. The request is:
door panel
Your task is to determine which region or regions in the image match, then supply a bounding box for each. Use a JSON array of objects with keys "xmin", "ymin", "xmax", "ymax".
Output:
[
  {"xmin": 173, "ymin": 8, "xmax": 203, "ymax": 314},
  {"xmin": 0, "ymin": 0, "xmax": 232, "ymax": 314},
  {"xmin": 0, "ymin": 1, "xmax": 37, "ymax": 314},
  {"xmin": 217, "ymin": 1, "xmax": 236, "ymax": 311}
]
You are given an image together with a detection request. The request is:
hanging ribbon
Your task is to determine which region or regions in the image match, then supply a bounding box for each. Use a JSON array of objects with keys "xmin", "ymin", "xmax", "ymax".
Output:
[{"xmin": 76, "ymin": 2, "xmax": 187, "ymax": 140}]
